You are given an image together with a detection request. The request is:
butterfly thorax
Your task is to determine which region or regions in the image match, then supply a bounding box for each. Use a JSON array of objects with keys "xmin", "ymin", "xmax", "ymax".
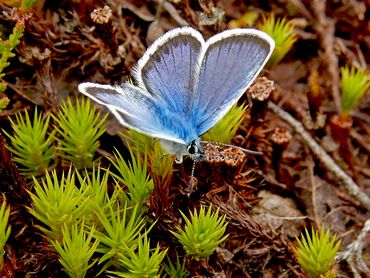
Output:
[
  {"xmin": 160, "ymin": 138, "xmax": 204, "ymax": 163},
  {"xmin": 154, "ymin": 102, "xmax": 199, "ymax": 141}
]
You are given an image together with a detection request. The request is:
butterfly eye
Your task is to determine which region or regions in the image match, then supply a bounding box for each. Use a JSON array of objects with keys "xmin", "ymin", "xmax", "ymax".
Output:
[{"xmin": 187, "ymin": 142, "xmax": 198, "ymax": 155}]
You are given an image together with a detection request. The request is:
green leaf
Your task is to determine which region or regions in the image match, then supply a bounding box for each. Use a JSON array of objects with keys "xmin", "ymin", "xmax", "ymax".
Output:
[{"xmin": 0, "ymin": 197, "xmax": 11, "ymax": 266}]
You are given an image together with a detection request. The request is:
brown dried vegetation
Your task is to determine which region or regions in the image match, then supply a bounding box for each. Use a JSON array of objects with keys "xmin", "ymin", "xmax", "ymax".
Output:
[{"xmin": 0, "ymin": 0, "xmax": 369, "ymax": 277}]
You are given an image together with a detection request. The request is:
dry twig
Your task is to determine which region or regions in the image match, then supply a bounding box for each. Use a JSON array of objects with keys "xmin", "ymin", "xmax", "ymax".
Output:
[
  {"xmin": 337, "ymin": 218, "xmax": 370, "ymax": 277},
  {"xmin": 161, "ymin": 0, "xmax": 190, "ymax": 26},
  {"xmin": 311, "ymin": 0, "xmax": 341, "ymax": 112},
  {"xmin": 267, "ymin": 101, "xmax": 370, "ymax": 211}
]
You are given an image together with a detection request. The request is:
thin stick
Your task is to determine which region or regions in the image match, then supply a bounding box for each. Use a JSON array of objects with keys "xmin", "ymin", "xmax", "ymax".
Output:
[
  {"xmin": 311, "ymin": 0, "xmax": 341, "ymax": 112},
  {"xmin": 268, "ymin": 101, "xmax": 370, "ymax": 211},
  {"xmin": 337, "ymin": 218, "xmax": 370, "ymax": 277}
]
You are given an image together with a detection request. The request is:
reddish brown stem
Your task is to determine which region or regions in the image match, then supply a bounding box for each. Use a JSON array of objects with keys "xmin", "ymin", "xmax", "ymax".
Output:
[
  {"xmin": 270, "ymin": 127, "xmax": 292, "ymax": 182},
  {"xmin": 330, "ymin": 115, "xmax": 357, "ymax": 181}
]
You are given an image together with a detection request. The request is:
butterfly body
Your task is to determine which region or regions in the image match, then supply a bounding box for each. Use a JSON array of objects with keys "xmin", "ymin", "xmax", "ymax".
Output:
[{"xmin": 79, "ymin": 27, "xmax": 274, "ymax": 163}]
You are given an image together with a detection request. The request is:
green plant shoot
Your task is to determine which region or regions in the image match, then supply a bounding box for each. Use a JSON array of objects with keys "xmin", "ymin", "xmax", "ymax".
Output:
[
  {"xmin": 93, "ymin": 203, "xmax": 147, "ymax": 274},
  {"xmin": 54, "ymin": 98, "xmax": 107, "ymax": 169},
  {"xmin": 28, "ymin": 168, "xmax": 87, "ymax": 241},
  {"xmin": 340, "ymin": 66, "xmax": 370, "ymax": 116},
  {"xmin": 21, "ymin": 0, "xmax": 42, "ymax": 10},
  {"xmin": 3, "ymin": 108, "xmax": 55, "ymax": 176},
  {"xmin": 203, "ymin": 104, "xmax": 247, "ymax": 144},
  {"xmin": 260, "ymin": 15, "xmax": 297, "ymax": 67},
  {"xmin": 228, "ymin": 11, "xmax": 260, "ymax": 29},
  {"xmin": 170, "ymin": 205, "xmax": 228, "ymax": 261},
  {"xmin": 0, "ymin": 97, "xmax": 9, "ymax": 113},
  {"xmin": 122, "ymin": 130, "xmax": 173, "ymax": 188},
  {"xmin": 0, "ymin": 19, "xmax": 24, "ymax": 94},
  {"xmin": 0, "ymin": 198, "xmax": 11, "ymax": 270},
  {"xmin": 163, "ymin": 254, "xmax": 189, "ymax": 278},
  {"xmin": 75, "ymin": 166, "xmax": 113, "ymax": 227},
  {"xmin": 52, "ymin": 222, "xmax": 99, "ymax": 278},
  {"xmin": 108, "ymin": 148, "xmax": 154, "ymax": 208},
  {"xmin": 122, "ymin": 129, "xmax": 154, "ymax": 155},
  {"xmin": 293, "ymin": 226, "xmax": 341, "ymax": 278},
  {"xmin": 109, "ymin": 233, "xmax": 167, "ymax": 277}
]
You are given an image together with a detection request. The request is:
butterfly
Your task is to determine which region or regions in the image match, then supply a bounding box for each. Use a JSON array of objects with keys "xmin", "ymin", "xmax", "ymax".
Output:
[{"xmin": 78, "ymin": 27, "xmax": 274, "ymax": 164}]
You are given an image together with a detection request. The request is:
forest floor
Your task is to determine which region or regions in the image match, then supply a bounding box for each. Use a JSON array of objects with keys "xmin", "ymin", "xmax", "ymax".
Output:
[{"xmin": 0, "ymin": 0, "xmax": 369, "ymax": 277}]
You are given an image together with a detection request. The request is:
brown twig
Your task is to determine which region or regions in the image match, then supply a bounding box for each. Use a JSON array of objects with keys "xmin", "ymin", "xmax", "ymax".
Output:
[
  {"xmin": 311, "ymin": 0, "xmax": 341, "ymax": 112},
  {"xmin": 270, "ymin": 127, "xmax": 292, "ymax": 182},
  {"xmin": 161, "ymin": 0, "xmax": 190, "ymax": 26},
  {"xmin": 288, "ymin": 0, "xmax": 314, "ymax": 20},
  {"xmin": 267, "ymin": 101, "xmax": 370, "ymax": 211},
  {"xmin": 350, "ymin": 130, "xmax": 370, "ymax": 154},
  {"xmin": 307, "ymin": 155, "xmax": 320, "ymax": 226},
  {"xmin": 337, "ymin": 218, "xmax": 370, "ymax": 277}
]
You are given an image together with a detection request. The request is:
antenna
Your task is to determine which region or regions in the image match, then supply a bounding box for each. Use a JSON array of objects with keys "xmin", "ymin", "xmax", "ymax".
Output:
[{"xmin": 200, "ymin": 140, "xmax": 263, "ymax": 155}]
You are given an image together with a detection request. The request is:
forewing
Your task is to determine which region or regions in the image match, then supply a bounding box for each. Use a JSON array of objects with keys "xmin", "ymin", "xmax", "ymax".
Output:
[
  {"xmin": 78, "ymin": 82, "xmax": 186, "ymax": 144},
  {"xmin": 192, "ymin": 29, "xmax": 274, "ymax": 135},
  {"xmin": 133, "ymin": 27, "xmax": 204, "ymax": 114}
]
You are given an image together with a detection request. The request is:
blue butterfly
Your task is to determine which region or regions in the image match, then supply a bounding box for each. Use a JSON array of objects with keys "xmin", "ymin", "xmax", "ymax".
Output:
[{"xmin": 78, "ymin": 27, "xmax": 274, "ymax": 164}]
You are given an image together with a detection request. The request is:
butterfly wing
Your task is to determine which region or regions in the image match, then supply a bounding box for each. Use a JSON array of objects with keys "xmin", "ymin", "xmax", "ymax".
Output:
[
  {"xmin": 192, "ymin": 29, "xmax": 275, "ymax": 136},
  {"xmin": 133, "ymin": 27, "xmax": 204, "ymax": 115},
  {"xmin": 78, "ymin": 27, "xmax": 206, "ymax": 146},
  {"xmin": 78, "ymin": 82, "xmax": 187, "ymax": 145},
  {"xmin": 79, "ymin": 28, "xmax": 274, "ymax": 151}
]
